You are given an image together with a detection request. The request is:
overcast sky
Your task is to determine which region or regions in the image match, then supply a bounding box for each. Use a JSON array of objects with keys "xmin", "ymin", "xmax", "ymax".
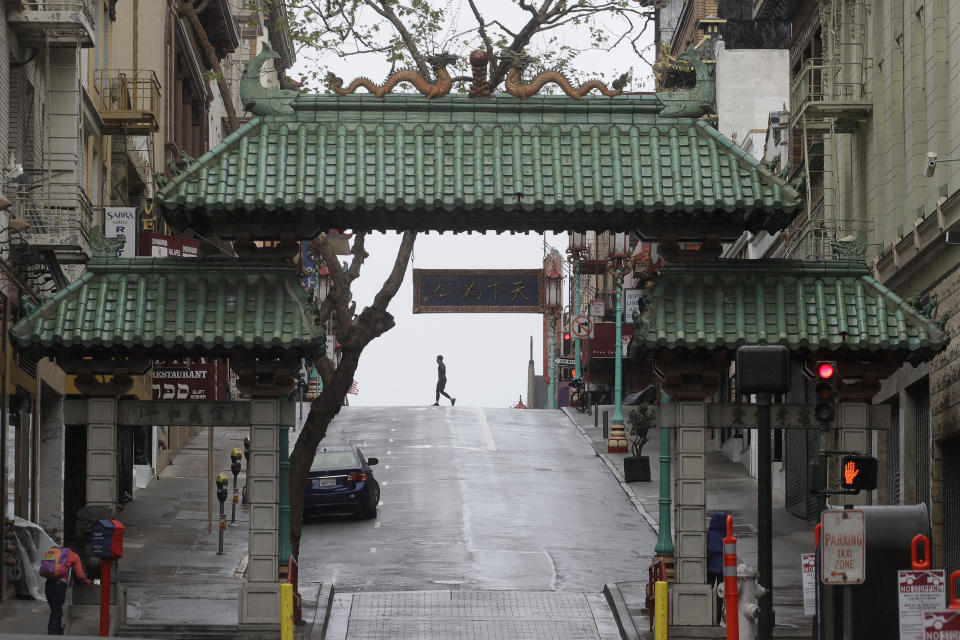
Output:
[{"xmin": 289, "ymin": 1, "xmax": 654, "ymax": 407}]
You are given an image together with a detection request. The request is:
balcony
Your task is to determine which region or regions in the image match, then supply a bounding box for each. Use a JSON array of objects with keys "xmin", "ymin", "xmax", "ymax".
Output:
[
  {"xmin": 8, "ymin": 186, "xmax": 94, "ymax": 263},
  {"xmin": 93, "ymin": 70, "xmax": 161, "ymax": 136},
  {"xmin": 753, "ymin": 0, "xmax": 794, "ymax": 20},
  {"xmin": 6, "ymin": 0, "xmax": 96, "ymax": 47},
  {"xmin": 782, "ymin": 217, "xmax": 875, "ymax": 263},
  {"xmin": 790, "ymin": 58, "xmax": 872, "ymax": 133}
]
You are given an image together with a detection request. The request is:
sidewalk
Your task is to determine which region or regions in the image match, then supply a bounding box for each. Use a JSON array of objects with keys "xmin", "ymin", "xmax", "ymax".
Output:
[
  {"xmin": 563, "ymin": 405, "xmax": 814, "ymax": 638},
  {"xmin": 0, "ymin": 424, "xmax": 326, "ymax": 640}
]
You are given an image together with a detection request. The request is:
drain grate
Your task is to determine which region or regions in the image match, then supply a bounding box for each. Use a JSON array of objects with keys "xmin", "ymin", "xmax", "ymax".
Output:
[{"xmin": 176, "ymin": 510, "xmax": 248, "ymax": 522}]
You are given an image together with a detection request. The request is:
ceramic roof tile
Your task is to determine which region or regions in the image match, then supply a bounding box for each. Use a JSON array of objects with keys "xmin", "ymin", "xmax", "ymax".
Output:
[
  {"xmin": 11, "ymin": 258, "xmax": 324, "ymax": 359},
  {"xmin": 157, "ymin": 95, "xmax": 802, "ymax": 237},
  {"xmin": 629, "ymin": 260, "xmax": 947, "ymax": 358}
]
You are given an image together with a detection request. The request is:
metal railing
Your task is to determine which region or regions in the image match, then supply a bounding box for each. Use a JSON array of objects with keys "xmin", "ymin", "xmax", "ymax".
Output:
[
  {"xmin": 93, "ymin": 69, "xmax": 161, "ymax": 132},
  {"xmin": 7, "ymin": 186, "xmax": 94, "ymax": 249},
  {"xmin": 790, "ymin": 57, "xmax": 865, "ymax": 121},
  {"xmin": 7, "ymin": 0, "xmax": 96, "ymax": 24},
  {"xmin": 783, "ymin": 218, "xmax": 874, "ymax": 262}
]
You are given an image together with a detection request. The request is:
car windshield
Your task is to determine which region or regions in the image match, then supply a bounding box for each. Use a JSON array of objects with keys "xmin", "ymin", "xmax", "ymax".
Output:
[{"xmin": 310, "ymin": 451, "xmax": 359, "ymax": 471}]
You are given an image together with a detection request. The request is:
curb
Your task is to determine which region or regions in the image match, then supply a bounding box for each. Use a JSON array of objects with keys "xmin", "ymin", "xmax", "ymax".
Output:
[
  {"xmin": 561, "ymin": 407, "xmax": 659, "ymax": 531},
  {"xmin": 306, "ymin": 582, "xmax": 335, "ymax": 640},
  {"xmin": 602, "ymin": 583, "xmax": 642, "ymax": 640}
]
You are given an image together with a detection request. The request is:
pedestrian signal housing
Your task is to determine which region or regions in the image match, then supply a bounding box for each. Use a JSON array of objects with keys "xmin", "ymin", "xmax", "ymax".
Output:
[
  {"xmin": 839, "ymin": 455, "xmax": 878, "ymax": 491},
  {"xmin": 814, "ymin": 361, "xmax": 837, "ymax": 426}
]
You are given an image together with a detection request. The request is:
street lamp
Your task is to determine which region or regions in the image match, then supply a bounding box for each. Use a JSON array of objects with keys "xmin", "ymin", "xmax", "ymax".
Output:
[
  {"xmin": 544, "ymin": 266, "xmax": 562, "ymax": 410},
  {"xmin": 567, "ymin": 232, "xmax": 587, "ymax": 408},
  {"xmin": 606, "ymin": 231, "xmax": 631, "ymax": 453}
]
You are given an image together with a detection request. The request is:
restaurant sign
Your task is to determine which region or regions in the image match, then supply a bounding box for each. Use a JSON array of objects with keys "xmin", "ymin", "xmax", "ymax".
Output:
[{"xmin": 413, "ymin": 269, "xmax": 543, "ymax": 313}]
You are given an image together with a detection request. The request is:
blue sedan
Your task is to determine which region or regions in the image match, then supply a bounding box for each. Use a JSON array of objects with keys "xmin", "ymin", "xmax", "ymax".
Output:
[{"xmin": 304, "ymin": 445, "xmax": 380, "ymax": 519}]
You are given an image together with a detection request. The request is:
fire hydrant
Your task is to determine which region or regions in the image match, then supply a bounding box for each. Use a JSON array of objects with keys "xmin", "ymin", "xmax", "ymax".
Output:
[{"xmin": 737, "ymin": 564, "xmax": 767, "ymax": 640}]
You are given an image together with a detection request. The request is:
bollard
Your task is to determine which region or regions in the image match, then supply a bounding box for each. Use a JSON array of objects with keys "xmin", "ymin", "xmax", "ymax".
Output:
[
  {"xmin": 654, "ymin": 580, "xmax": 668, "ymax": 639},
  {"xmin": 911, "ymin": 534, "xmax": 931, "ymax": 570},
  {"xmin": 281, "ymin": 582, "xmax": 294, "ymax": 640},
  {"xmin": 951, "ymin": 571, "xmax": 960, "ymax": 610},
  {"xmin": 723, "ymin": 515, "xmax": 739, "ymax": 640},
  {"xmin": 230, "ymin": 447, "xmax": 243, "ymax": 523},
  {"xmin": 603, "ymin": 411, "xmax": 609, "ymax": 439},
  {"xmin": 215, "ymin": 472, "xmax": 228, "ymax": 555},
  {"xmin": 595, "ymin": 404, "xmax": 599, "ymax": 429},
  {"xmin": 242, "ymin": 436, "xmax": 250, "ymax": 504}
]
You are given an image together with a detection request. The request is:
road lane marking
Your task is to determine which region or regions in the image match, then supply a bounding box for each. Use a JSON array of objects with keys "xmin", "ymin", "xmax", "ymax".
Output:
[{"xmin": 477, "ymin": 408, "xmax": 496, "ymax": 451}]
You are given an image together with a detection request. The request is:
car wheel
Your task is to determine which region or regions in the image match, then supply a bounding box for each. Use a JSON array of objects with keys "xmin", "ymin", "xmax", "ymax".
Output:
[{"xmin": 360, "ymin": 481, "xmax": 380, "ymax": 519}]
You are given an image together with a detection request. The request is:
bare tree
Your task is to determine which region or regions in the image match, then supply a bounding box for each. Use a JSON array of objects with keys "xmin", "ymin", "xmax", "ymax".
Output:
[{"xmin": 249, "ymin": 0, "xmax": 654, "ymax": 557}]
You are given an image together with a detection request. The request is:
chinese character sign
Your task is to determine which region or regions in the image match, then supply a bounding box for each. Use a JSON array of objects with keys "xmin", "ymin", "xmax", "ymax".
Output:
[
  {"xmin": 413, "ymin": 269, "xmax": 544, "ymax": 313},
  {"xmin": 104, "ymin": 207, "xmax": 137, "ymax": 257}
]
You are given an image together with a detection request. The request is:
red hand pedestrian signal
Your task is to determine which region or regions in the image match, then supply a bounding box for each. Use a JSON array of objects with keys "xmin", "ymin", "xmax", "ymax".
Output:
[
  {"xmin": 843, "ymin": 460, "xmax": 860, "ymax": 485},
  {"xmin": 839, "ymin": 455, "xmax": 878, "ymax": 491}
]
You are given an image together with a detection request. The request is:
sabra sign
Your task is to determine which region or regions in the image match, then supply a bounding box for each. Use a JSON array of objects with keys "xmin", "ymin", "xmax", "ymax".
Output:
[
  {"xmin": 152, "ymin": 359, "xmax": 227, "ymax": 401},
  {"xmin": 413, "ymin": 269, "xmax": 543, "ymax": 313}
]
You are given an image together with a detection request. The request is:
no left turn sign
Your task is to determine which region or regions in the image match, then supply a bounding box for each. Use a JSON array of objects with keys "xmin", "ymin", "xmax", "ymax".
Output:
[{"xmin": 571, "ymin": 315, "xmax": 593, "ymax": 339}]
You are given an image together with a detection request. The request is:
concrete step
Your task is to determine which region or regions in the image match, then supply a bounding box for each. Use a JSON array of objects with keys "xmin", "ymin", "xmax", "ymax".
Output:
[{"xmin": 116, "ymin": 622, "xmax": 279, "ymax": 640}]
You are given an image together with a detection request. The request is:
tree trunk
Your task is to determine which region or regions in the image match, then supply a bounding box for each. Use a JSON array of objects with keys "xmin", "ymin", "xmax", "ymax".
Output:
[{"xmin": 178, "ymin": 0, "xmax": 240, "ymax": 133}]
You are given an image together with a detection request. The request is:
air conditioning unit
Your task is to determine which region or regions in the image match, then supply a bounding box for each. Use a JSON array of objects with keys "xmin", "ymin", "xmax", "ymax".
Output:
[{"xmin": 946, "ymin": 230, "xmax": 960, "ymax": 245}]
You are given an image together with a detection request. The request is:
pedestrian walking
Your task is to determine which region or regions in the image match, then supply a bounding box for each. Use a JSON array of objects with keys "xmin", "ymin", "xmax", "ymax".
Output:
[
  {"xmin": 706, "ymin": 511, "xmax": 727, "ymax": 624},
  {"xmin": 432, "ymin": 354, "xmax": 456, "ymax": 406},
  {"xmin": 39, "ymin": 545, "xmax": 92, "ymax": 635}
]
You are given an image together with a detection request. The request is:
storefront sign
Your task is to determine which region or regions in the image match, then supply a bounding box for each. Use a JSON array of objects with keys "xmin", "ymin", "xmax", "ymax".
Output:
[
  {"xmin": 624, "ymin": 288, "xmax": 643, "ymax": 321},
  {"xmin": 590, "ymin": 298, "xmax": 605, "ymax": 318},
  {"xmin": 104, "ymin": 207, "xmax": 137, "ymax": 257},
  {"xmin": 151, "ymin": 359, "xmax": 226, "ymax": 401},
  {"xmin": 413, "ymin": 269, "xmax": 543, "ymax": 313},
  {"xmin": 139, "ymin": 232, "xmax": 199, "ymax": 258}
]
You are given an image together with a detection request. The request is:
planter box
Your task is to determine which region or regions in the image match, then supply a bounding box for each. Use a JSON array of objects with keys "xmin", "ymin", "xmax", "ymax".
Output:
[{"xmin": 624, "ymin": 455, "xmax": 651, "ymax": 482}]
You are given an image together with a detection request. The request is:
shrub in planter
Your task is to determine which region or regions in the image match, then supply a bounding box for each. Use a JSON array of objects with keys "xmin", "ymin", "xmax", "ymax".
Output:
[{"xmin": 624, "ymin": 406, "xmax": 654, "ymax": 482}]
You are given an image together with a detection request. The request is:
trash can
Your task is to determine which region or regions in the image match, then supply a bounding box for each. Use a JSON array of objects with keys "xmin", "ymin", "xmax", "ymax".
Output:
[{"xmin": 817, "ymin": 504, "xmax": 930, "ymax": 640}]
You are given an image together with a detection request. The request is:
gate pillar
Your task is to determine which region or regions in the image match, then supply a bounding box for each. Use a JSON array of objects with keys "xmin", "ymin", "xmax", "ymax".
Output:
[
  {"xmin": 670, "ymin": 401, "xmax": 715, "ymax": 625},
  {"xmin": 85, "ymin": 398, "xmax": 118, "ymax": 509},
  {"xmin": 240, "ymin": 399, "xmax": 284, "ymax": 623},
  {"xmin": 835, "ymin": 402, "xmax": 871, "ymax": 507}
]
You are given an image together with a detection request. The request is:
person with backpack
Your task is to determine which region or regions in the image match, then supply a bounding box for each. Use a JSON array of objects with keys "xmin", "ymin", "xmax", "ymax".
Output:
[{"xmin": 39, "ymin": 545, "xmax": 92, "ymax": 635}]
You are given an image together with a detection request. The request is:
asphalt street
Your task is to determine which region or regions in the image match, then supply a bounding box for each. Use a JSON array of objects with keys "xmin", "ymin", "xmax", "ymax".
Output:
[{"xmin": 297, "ymin": 405, "xmax": 657, "ymax": 594}]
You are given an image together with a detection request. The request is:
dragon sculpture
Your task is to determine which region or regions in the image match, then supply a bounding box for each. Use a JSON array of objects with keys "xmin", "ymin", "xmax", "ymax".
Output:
[
  {"xmin": 500, "ymin": 51, "xmax": 628, "ymax": 100},
  {"xmin": 239, "ymin": 42, "xmax": 302, "ymax": 116},
  {"xmin": 326, "ymin": 53, "xmax": 457, "ymax": 99},
  {"xmin": 655, "ymin": 45, "xmax": 716, "ymax": 118}
]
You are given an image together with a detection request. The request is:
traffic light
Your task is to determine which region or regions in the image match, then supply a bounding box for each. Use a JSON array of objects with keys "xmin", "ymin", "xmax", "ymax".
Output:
[
  {"xmin": 562, "ymin": 331, "xmax": 572, "ymax": 356},
  {"xmin": 840, "ymin": 455, "xmax": 878, "ymax": 491},
  {"xmin": 814, "ymin": 361, "xmax": 837, "ymax": 426}
]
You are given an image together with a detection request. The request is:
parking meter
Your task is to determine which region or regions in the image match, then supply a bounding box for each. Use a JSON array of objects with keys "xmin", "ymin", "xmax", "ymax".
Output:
[
  {"xmin": 216, "ymin": 473, "xmax": 229, "ymax": 555},
  {"xmin": 90, "ymin": 519, "xmax": 124, "ymax": 638},
  {"xmin": 242, "ymin": 437, "xmax": 250, "ymax": 504},
  {"xmin": 230, "ymin": 447, "xmax": 243, "ymax": 523}
]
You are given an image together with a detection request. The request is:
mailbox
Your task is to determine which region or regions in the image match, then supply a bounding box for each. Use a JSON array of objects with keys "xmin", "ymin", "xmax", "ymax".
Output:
[{"xmin": 90, "ymin": 519, "xmax": 125, "ymax": 560}]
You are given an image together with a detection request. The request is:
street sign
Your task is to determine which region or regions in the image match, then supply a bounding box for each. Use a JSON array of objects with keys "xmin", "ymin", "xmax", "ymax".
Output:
[
  {"xmin": 821, "ymin": 509, "xmax": 865, "ymax": 584},
  {"xmin": 924, "ymin": 610, "xmax": 960, "ymax": 636},
  {"xmin": 898, "ymin": 570, "xmax": 946, "ymax": 640},
  {"xmin": 571, "ymin": 314, "xmax": 593, "ymax": 339},
  {"xmin": 554, "ymin": 357, "xmax": 575, "ymax": 366},
  {"xmin": 801, "ymin": 554, "xmax": 816, "ymax": 615}
]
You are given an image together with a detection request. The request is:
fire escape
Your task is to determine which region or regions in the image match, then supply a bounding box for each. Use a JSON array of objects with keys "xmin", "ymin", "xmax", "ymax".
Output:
[{"xmin": 783, "ymin": 0, "xmax": 872, "ymax": 260}]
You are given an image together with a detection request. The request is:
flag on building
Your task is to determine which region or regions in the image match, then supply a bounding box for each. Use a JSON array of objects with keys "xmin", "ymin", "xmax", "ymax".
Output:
[{"xmin": 348, "ymin": 379, "xmax": 359, "ymax": 395}]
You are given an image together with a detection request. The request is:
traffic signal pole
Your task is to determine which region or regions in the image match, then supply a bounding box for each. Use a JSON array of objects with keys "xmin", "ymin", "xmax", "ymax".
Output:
[{"xmin": 757, "ymin": 392, "xmax": 774, "ymax": 639}]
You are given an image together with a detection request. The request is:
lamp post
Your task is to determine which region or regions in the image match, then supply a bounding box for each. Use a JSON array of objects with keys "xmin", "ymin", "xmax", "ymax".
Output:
[
  {"xmin": 544, "ymin": 266, "xmax": 562, "ymax": 410},
  {"xmin": 606, "ymin": 232, "xmax": 630, "ymax": 453},
  {"xmin": 567, "ymin": 232, "xmax": 586, "ymax": 394}
]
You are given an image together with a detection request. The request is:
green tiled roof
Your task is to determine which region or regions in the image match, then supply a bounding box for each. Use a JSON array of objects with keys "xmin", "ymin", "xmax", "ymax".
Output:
[
  {"xmin": 629, "ymin": 260, "xmax": 947, "ymax": 358},
  {"xmin": 157, "ymin": 95, "xmax": 802, "ymax": 238},
  {"xmin": 11, "ymin": 258, "xmax": 324, "ymax": 359}
]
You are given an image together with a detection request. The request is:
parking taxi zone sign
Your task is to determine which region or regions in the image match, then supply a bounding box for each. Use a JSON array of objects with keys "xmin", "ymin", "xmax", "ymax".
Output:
[{"xmin": 821, "ymin": 509, "xmax": 865, "ymax": 585}]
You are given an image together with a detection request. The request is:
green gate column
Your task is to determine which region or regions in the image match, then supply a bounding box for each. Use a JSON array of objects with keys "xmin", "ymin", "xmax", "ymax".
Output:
[
  {"xmin": 573, "ymin": 264, "xmax": 582, "ymax": 384},
  {"xmin": 278, "ymin": 427, "xmax": 291, "ymax": 565},
  {"xmin": 654, "ymin": 391, "xmax": 675, "ymax": 556},
  {"xmin": 549, "ymin": 324, "xmax": 557, "ymax": 410}
]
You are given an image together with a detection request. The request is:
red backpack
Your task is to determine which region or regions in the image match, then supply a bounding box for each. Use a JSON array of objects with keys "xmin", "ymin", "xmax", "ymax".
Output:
[{"xmin": 39, "ymin": 546, "xmax": 71, "ymax": 581}]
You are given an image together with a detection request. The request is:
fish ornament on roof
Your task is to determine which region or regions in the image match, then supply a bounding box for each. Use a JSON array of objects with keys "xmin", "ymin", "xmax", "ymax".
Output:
[
  {"xmin": 240, "ymin": 42, "xmax": 303, "ymax": 116},
  {"xmin": 89, "ymin": 226, "xmax": 127, "ymax": 259}
]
